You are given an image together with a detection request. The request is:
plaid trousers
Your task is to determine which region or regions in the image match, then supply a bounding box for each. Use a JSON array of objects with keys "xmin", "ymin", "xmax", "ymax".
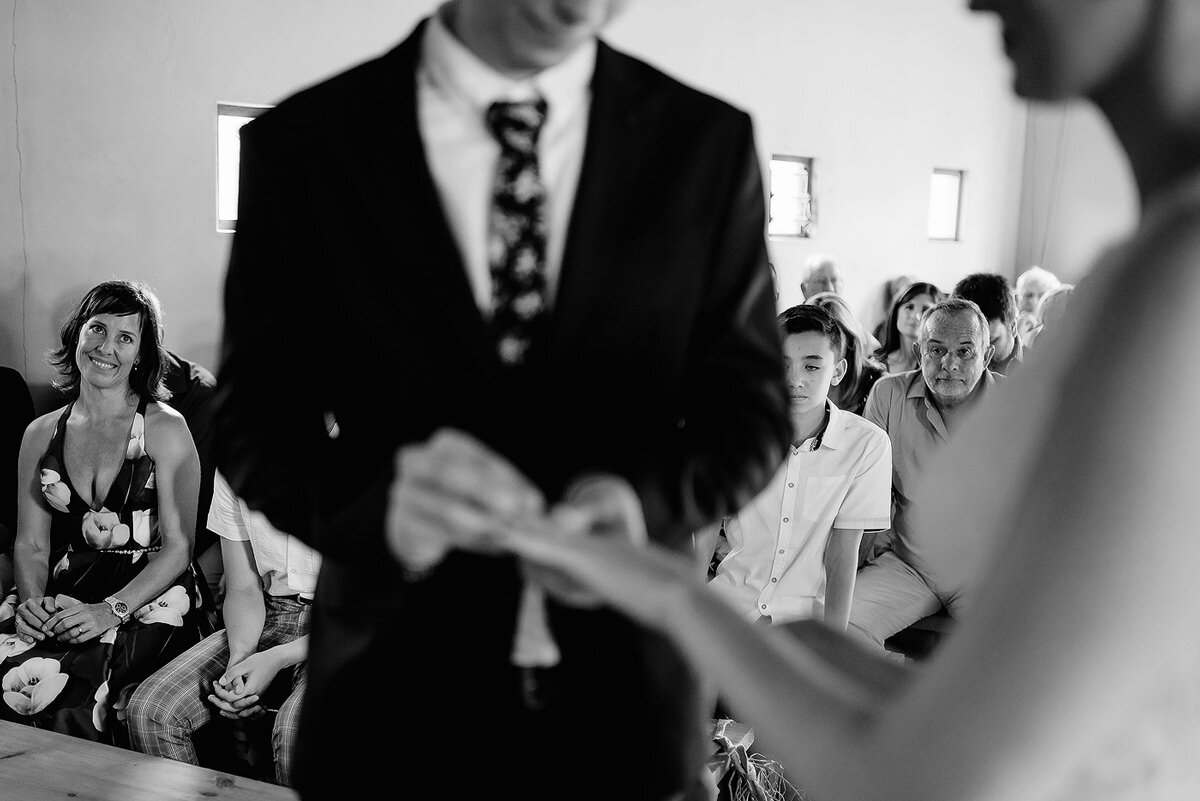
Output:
[{"xmin": 126, "ymin": 595, "xmax": 310, "ymax": 786}]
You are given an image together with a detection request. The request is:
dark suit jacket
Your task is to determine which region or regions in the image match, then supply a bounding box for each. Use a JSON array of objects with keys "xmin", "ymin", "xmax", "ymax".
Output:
[
  {"xmin": 161, "ymin": 351, "xmax": 218, "ymax": 548},
  {"xmin": 1, "ymin": 367, "xmax": 35, "ymax": 551},
  {"xmin": 215, "ymin": 20, "xmax": 789, "ymax": 801}
]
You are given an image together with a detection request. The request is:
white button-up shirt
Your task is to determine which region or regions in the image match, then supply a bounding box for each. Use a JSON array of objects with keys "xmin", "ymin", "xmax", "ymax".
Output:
[
  {"xmin": 417, "ymin": 7, "xmax": 594, "ymax": 314},
  {"xmin": 707, "ymin": 402, "xmax": 892, "ymax": 623},
  {"xmin": 209, "ymin": 469, "xmax": 321, "ymax": 599}
]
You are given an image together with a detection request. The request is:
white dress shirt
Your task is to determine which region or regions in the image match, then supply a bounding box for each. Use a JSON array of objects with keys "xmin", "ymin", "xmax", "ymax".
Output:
[
  {"xmin": 209, "ymin": 469, "xmax": 321, "ymax": 599},
  {"xmin": 417, "ymin": 8, "xmax": 595, "ymax": 314},
  {"xmin": 707, "ymin": 402, "xmax": 892, "ymax": 624}
]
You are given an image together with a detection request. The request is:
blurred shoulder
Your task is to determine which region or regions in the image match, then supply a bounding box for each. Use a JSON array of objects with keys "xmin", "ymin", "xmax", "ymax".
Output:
[{"xmin": 597, "ymin": 39, "xmax": 752, "ymax": 129}]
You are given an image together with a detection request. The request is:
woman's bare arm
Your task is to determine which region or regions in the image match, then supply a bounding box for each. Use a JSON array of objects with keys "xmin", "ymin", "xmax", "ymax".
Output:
[{"xmin": 115, "ymin": 403, "xmax": 199, "ymax": 609}]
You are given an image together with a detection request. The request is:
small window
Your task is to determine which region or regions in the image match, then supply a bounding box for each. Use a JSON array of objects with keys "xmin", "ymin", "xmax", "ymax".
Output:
[
  {"xmin": 217, "ymin": 103, "xmax": 272, "ymax": 233},
  {"xmin": 928, "ymin": 168, "xmax": 963, "ymax": 241},
  {"xmin": 768, "ymin": 155, "xmax": 814, "ymax": 238}
]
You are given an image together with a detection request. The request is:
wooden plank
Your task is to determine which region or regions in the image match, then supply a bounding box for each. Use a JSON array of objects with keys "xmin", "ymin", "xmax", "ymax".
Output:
[{"xmin": 0, "ymin": 720, "xmax": 297, "ymax": 801}]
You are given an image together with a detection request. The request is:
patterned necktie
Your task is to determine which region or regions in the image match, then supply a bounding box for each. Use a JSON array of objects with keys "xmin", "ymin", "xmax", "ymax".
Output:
[{"xmin": 485, "ymin": 97, "xmax": 549, "ymax": 367}]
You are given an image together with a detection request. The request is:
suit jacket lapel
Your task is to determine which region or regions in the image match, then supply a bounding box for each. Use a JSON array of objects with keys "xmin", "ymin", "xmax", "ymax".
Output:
[
  {"xmin": 546, "ymin": 42, "xmax": 655, "ymax": 365},
  {"xmin": 359, "ymin": 21, "xmax": 500, "ymax": 378}
]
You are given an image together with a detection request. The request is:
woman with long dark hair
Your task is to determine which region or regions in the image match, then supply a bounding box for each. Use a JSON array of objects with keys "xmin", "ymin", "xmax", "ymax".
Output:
[{"xmin": 871, "ymin": 281, "xmax": 941, "ymax": 374}]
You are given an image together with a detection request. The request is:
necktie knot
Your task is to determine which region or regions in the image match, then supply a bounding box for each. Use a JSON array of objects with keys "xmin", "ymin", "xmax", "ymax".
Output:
[{"xmin": 486, "ymin": 98, "xmax": 548, "ymax": 154}]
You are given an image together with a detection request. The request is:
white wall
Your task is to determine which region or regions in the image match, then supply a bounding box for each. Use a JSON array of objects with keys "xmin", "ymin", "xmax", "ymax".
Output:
[
  {"xmin": 1, "ymin": 0, "xmax": 1027, "ymax": 407},
  {"xmin": 606, "ymin": 0, "xmax": 1027, "ymax": 330},
  {"xmin": 1015, "ymin": 101, "xmax": 1138, "ymax": 285},
  {"xmin": 1, "ymin": 0, "xmax": 443, "ymax": 409}
]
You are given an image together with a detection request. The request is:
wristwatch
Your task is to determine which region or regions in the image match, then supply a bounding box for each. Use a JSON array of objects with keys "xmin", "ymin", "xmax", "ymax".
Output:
[{"xmin": 103, "ymin": 595, "xmax": 131, "ymax": 624}]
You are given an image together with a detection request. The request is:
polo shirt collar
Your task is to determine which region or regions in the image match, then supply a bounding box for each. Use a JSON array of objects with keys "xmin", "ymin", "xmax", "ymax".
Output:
[
  {"xmin": 819, "ymin": 399, "xmax": 849, "ymax": 450},
  {"xmin": 423, "ymin": 5, "xmax": 597, "ymax": 119},
  {"xmin": 903, "ymin": 369, "xmax": 927, "ymax": 400}
]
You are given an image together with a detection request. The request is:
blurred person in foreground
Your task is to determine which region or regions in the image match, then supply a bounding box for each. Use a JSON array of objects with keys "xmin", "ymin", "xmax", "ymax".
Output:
[
  {"xmin": 500, "ymin": 0, "xmax": 1200, "ymax": 798},
  {"xmin": 213, "ymin": 1, "xmax": 790, "ymax": 799}
]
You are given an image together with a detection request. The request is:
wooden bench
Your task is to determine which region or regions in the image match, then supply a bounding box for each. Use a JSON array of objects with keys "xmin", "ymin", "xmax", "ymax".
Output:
[{"xmin": 0, "ymin": 719, "xmax": 297, "ymax": 801}]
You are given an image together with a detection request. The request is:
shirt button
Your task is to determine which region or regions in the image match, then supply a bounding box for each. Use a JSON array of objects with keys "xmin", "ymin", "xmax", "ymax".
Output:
[
  {"xmin": 782, "ymin": 517, "xmax": 789, "ymax": 523},
  {"xmin": 761, "ymin": 604, "xmax": 768, "ymax": 610},
  {"xmin": 778, "ymin": 550, "xmax": 785, "ymax": 555},
  {"xmin": 788, "ymin": 483, "xmax": 794, "ymax": 488},
  {"xmin": 771, "ymin": 578, "xmax": 777, "ymax": 583}
]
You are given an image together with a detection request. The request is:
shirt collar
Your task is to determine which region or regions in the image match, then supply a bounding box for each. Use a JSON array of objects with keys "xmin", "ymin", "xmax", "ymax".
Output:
[
  {"xmin": 795, "ymin": 400, "xmax": 847, "ymax": 452},
  {"xmin": 819, "ymin": 399, "xmax": 848, "ymax": 450},
  {"xmin": 422, "ymin": 5, "xmax": 597, "ymax": 123},
  {"xmin": 904, "ymin": 369, "xmax": 928, "ymax": 400}
]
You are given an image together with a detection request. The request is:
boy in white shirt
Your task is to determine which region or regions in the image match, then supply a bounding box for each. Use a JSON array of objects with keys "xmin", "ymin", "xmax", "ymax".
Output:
[
  {"xmin": 126, "ymin": 469, "xmax": 320, "ymax": 786},
  {"xmin": 703, "ymin": 305, "xmax": 891, "ymax": 629}
]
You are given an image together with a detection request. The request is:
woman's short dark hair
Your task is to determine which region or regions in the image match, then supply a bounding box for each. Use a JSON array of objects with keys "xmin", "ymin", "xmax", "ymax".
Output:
[
  {"xmin": 777, "ymin": 303, "xmax": 845, "ymax": 359},
  {"xmin": 874, "ymin": 281, "xmax": 943, "ymax": 361},
  {"xmin": 48, "ymin": 280, "xmax": 170, "ymax": 402}
]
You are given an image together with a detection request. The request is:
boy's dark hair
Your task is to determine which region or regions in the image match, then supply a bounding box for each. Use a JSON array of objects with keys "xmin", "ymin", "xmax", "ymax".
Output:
[
  {"xmin": 777, "ymin": 304, "xmax": 845, "ymax": 359},
  {"xmin": 953, "ymin": 272, "xmax": 1016, "ymax": 325}
]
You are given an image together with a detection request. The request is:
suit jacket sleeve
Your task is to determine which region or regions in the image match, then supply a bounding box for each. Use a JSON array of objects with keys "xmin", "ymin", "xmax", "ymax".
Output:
[
  {"xmin": 626, "ymin": 116, "xmax": 791, "ymax": 549},
  {"xmin": 213, "ymin": 116, "xmax": 393, "ymax": 566}
]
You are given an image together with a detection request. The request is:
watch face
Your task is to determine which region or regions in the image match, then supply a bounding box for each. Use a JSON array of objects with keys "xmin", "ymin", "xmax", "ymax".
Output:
[{"xmin": 113, "ymin": 601, "xmax": 128, "ymax": 616}]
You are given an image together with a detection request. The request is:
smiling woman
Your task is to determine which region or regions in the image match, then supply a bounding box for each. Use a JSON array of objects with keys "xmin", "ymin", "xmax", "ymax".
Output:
[{"xmin": 0, "ymin": 280, "xmax": 208, "ymax": 746}]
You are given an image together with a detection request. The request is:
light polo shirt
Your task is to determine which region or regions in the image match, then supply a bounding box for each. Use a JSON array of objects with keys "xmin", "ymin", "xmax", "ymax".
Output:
[
  {"xmin": 863, "ymin": 368, "xmax": 1002, "ymax": 554},
  {"xmin": 418, "ymin": 6, "xmax": 594, "ymax": 314},
  {"xmin": 707, "ymin": 401, "xmax": 892, "ymax": 623},
  {"xmin": 209, "ymin": 469, "xmax": 321, "ymax": 599}
]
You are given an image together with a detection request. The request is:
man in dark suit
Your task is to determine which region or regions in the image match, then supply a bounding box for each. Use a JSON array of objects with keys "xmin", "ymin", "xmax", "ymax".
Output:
[
  {"xmin": 214, "ymin": 2, "xmax": 790, "ymax": 799},
  {"xmin": 161, "ymin": 349, "xmax": 222, "ymax": 623}
]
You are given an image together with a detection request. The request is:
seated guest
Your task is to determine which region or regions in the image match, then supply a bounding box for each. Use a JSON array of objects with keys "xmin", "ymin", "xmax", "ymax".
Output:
[
  {"xmin": 804, "ymin": 292, "xmax": 886, "ymax": 417},
  {"xmin": 0, "ymin": 280, "xmax": 205, "ymax": 743},
  {"xmin": 869, "ymin": 273, "xmax": 916, "ymax": 344},
  {"xmin": 871, "ymin": 281, "xmax": 942, "ymax": 375},
  {"xmin": 703, "ymin": 305, "xmax": 891, "ymax": 630},
  {"xmin": 1, "ymin": 366, "xmax": 36, "ymax": 600},
  {"xmin": 1015, "ymin": 308, "xmax": 1040, "ymax": 351},
  {"xmin": 799, "ymin": 253, "xmax": 844, "ymax": 299},
  {"xmin": 127, "ymin": 469, "xmax": 318, "ymax": 787},
  {"xmin": 1030, "ymin": 283, "xmax": 1075, "ymax": 348},
  {"xmin": 849, "ymin": 297, "xmax": 1001, "ymax": 649},
  {"xmin": 1014, "ymin": 264, "xmax": 1060, "ymax": 314},
  {"xmin": 162, "ymin": 350, "xmax": 222, "ymax": 622},
  {"xmin": 952, "ymin": 272, "xmax": 1024, "ymax": 374}
]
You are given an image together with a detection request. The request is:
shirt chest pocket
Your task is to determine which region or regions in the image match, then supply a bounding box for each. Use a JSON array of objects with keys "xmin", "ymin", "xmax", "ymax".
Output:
[{"xmin": 802, "ymin": 476, "xmax": 848, "ymax": 522}]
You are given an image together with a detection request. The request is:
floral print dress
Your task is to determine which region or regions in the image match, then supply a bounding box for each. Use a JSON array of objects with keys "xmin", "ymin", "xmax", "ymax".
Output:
[{"xmin": 0, "ymin": 398, "xmax": 205, "ymax": 743}]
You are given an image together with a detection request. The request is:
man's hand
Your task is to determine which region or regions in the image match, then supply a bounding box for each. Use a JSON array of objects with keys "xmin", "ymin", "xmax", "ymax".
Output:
[
  {"xmin": 523, "ymin": 473, "xmax": 649, "ymax": 607},
  {"xmin": 207, "ymin": 651, "xmax": 285, "ymax": 718},
  {"xmin": 208, "ymin": 678, "xmax": 264, "ymax": 719},
  {"xmin": 15, "ymin": 596, "xmax": 58, "ymax": 641},
  {"xmin": 386, "ymin": 428, "xmax": 545, "ymax": 577},
  {"xmin": 562, "ymin": 474, "xmax": 649, "ymax": 546}
]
